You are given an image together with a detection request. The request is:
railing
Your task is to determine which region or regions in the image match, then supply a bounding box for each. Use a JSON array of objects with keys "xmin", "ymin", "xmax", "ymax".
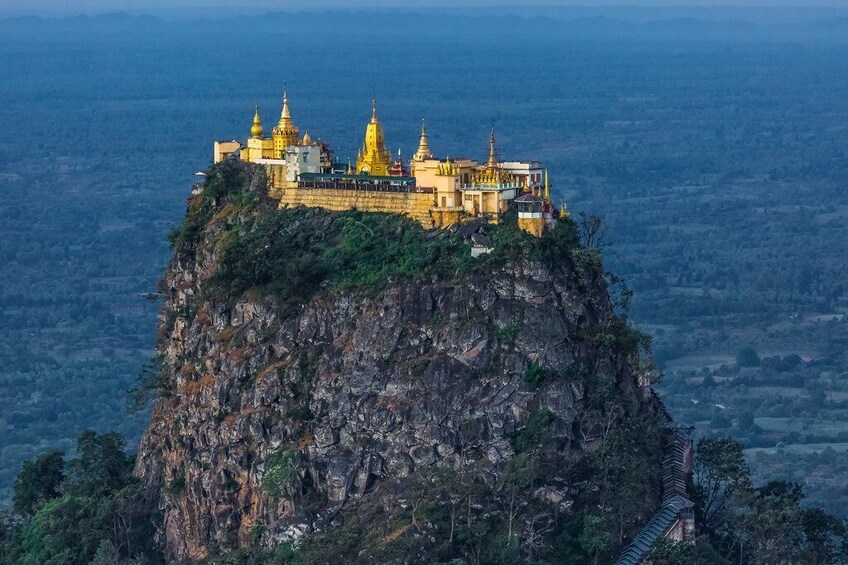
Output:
[
  {"xmin": 297, "ymin": 179, "xmax": 428, "ymax": 194},
  {"xmin": 460, "ymin": 182, "xmax": 522, "ymax": 191}
]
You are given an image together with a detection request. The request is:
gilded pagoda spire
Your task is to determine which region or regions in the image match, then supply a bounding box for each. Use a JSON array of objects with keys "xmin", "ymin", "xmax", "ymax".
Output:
[
  {"xmin": 250, "ymin": 105, "xmax": 263, "ymax": 139},
  {"xmin": 486, "ymin": 127, "xmax": 499, "ymax": 170},
  {"xmin": 272, "ymin": 88, "xmax": 299, "ymax": 157},
  {"xmin": 356, "ymin": 97, "xmax": 392, "ymax": 176},
  {"xmin": 279, "ymin": 91, "xmax": 292, "ymax": 126},
  {"xmin": 468, "ymin": 128, "xmax": 518, "ymax": 188},
  {"xmin": 544, "ymin": 169, "xmax": 551, "ymax": 201},
  {"xmin": 412, "ymin": 118, "xmax": 433, "ymax": 163}
]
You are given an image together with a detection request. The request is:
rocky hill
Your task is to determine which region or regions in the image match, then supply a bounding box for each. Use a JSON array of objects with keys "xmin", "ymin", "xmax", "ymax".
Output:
[{"xmin": 134, "ymin": 160, "xmax": 667, "ymax": 563}]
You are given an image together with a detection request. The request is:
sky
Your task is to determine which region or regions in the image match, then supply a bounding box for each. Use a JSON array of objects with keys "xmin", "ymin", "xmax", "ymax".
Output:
[{"xmin": 3, "ymin": 0, "xmax": 848, "ymax": 17}]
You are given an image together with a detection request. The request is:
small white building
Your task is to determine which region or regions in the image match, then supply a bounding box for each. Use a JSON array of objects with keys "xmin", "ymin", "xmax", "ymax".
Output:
[
  {"xmin": 285, "ymin": 144, "xmax": 322, "ymax": 183},
  {"xmin": 499, "ymin": 161, "xmax": 545, "ymax": 193}
]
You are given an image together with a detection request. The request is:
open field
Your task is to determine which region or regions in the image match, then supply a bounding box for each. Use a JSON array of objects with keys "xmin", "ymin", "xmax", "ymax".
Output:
[
  {"xmin": 754, "ymin": 418, "xmax": 848, "ymax": 436},
  {"xmin": 747, "ymin": 443, "xmax": 848, "ymax": 456}
]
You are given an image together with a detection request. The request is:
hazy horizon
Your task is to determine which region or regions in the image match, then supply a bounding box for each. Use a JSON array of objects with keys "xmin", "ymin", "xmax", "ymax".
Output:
[{"xmin": 4, "ymin": 0, "xmax": 848, "ymax": 19}]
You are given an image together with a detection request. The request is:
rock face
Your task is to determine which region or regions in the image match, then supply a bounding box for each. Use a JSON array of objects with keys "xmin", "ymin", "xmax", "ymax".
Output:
[{"xmin": 134, "ymin": 163, "xmax": 661, "ymax": 562}]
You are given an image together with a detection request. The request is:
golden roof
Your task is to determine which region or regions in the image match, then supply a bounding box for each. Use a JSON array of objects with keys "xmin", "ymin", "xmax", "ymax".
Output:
[
  {"xmin": 250, "ymin": 105, "xmax": 263, "ymax": 139},
  {"xmin": 437, "ymin": 157, "xmax": 459, "ymax": 176}
]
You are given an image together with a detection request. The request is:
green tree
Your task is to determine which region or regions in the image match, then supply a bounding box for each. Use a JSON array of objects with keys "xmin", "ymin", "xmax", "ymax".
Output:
[
  {"xmin": 579, "ymin": 514, "xmax": 613, "ymax": 565},
  {"xmin": 12, "ymin": 451, "xmax": 65, "ymax": 517},
  {"xmin": 495, "ymin": 453, "xmax": 537, "ymax": 542},
  {"xmin": 739, "ymin": 481, "xmax": 805, "ymax": 564},
  {"xmin": 595, "ymin": 414, "xmax": 664, "ymax": 545},
  {"xmin": 693, "ymin": 437, "xmax": 750, "ymax": 529},
  {"xmin": 735, "ymin": 346, "xmax": 760, "ymax": 367},
  {"xmin": 1, "ymin": 432, "xmax": 160, "ymax": 565},
  {"xmin": 800, "ymin": 507, "xmax": 848, "ymax": 563},
  {"xmin": 64, "ymin": 431, "xmax": 133, "ymax": 497},
  {"xmin": 650, "ymin": 538, "xmax": 729, "ymax": 564}
]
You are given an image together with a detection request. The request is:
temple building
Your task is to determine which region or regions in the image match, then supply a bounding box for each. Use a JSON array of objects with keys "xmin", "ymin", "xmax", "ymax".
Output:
[
  {"xmin": 229, "ymin": 92, "xmax": 329, "ymax": 190},
  {"xmin": 214, "ymin": 91, "xmax": 562, "ymax": 235}
]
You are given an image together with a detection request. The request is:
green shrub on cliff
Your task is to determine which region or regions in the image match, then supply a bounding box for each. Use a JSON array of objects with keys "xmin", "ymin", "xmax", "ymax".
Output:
[
  {"xmin": 261, "ymin": 448, "xmax": 301, "ymax": 511},
  {"xmin": 205, "ymin": 206, "xmax": 473, "ymax": 310}
]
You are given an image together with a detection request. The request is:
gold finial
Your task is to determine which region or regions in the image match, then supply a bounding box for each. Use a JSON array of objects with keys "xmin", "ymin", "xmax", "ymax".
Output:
[
  {"xmin": 251, "ymin": 105, "xmax": 263, "ymax": 139},
  {"xmin": 486, "ymin": 127, "xmax": 498, "ymax": 170},
  {"xmin": 280, "ymin": 90, "xmax": 291, "ymax": 121},
  {"xmin": 544, "ymin": 169, "xmax": 550, "ymax": 202},
  {"xmin": 371, "ymin": 97, "xmax": 378, "ymax": 123}
]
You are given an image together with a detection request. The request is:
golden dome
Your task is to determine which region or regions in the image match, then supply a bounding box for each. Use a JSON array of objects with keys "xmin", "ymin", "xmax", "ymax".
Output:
[
  {"xmin": 302, "ymin": 131, "xmax": 313, "ymax": 144},
  {"xmin": 250, "ymin": 105, "xmax": 263, "ymax": 139}
]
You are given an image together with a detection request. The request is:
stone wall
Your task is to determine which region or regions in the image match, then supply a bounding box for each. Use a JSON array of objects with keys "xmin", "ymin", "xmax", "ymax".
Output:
[
  {"xmin": 518, "ymin": 216, "xmax": 544, "ymax": 237},
  {"xmin": 277, "ymin": 188, "xmax": 437, "ymax": 228}
]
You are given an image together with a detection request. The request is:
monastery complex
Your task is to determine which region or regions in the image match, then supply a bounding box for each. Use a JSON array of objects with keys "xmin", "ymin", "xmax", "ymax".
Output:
[{"xmin": 213, "ymin": 92, "xmax": 564, "ymax": 236}]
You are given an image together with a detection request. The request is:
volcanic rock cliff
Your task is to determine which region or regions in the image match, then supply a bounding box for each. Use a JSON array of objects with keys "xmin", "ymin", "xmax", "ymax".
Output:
[{"xmin": 135, "ymin": 160, "xmax": 667, "ymax": 564}]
